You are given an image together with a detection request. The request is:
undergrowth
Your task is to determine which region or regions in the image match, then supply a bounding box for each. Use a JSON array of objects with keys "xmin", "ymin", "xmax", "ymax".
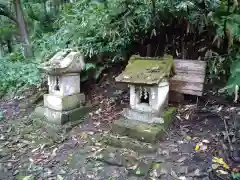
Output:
[{"xmin": 0, "ymin": 56, "xmax": 41, "ymax": 95}]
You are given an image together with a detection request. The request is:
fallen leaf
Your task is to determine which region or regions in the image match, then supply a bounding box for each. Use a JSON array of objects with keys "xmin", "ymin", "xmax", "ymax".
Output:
[
  {"xmin": 177, "ymin": 156, "xmax": 187, "ymax": 163},
  {"xmin": 51, "ymin": 148, "xmax": 58, "ymax": 157},
  {"xmin": 212, "ymin": 164, "xmax": 219, "ymax": 170},
  {"xmin": 184, "ymin": 136, "xmax": 191, "ymax": 141},
  {"xmin": 87, "ymin": 131, "xmax": 94, "ymax": 135},
  {"xmin": 150, "ymin": 177, "xmax": 157, "ymax": 180},
  {"xmin": 195, "ymin": 144, "xmax": 200, "ymax": 151},
  {"xmin": 170, "ymin": 169, "xmax": 178, "ymax": 178},
  {"xmin": 212, "ymin": 157, "xmax": 229, "ymax": 169},
  {"xmin": 179, "ymin": 176, "xmax": 187, "ymax": 180},
  {"xmin": 128, "ymin": 163, "xmax": 138, "ymax": 170},
  {"xmin": 202, "ymin": 139, "xmax": 210, "ymax": 144},
  {"xmin": 79, "ymin": 132, "xmax": 88, "ymax": 139},
  {"xmin": 29, "ymin": 158, "xmax": 34, "ymax": 163},
  {"xmin": 31, "ymin": 147, "xmax": 39, "ymax": 153},
  {"xmin": 135, "ymin": 169, "xmax": 142, "ymax": 175},
  {"xmin": 57, "ymin": 175, "xmax": 63, "ymax": 180},
  {"xmin": 194, "ymin": 169, "xmax": 200, "ymax": 176},
  {"xmin": 216, "ymin": 170, "xmax": 228, "ymax": 175},
  {"xmin": 22, "ymin": 175, "xmax": 34, "ymax": 180},
  {"xmin": 195, "ymin": 142, "xmax": 207, "ymax": 152}
]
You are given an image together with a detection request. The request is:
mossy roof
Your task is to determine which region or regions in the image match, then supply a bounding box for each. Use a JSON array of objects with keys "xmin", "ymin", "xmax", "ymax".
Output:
[{"xmin": 115, "ymin": 55, "xmax": 174, "ymax": 85}]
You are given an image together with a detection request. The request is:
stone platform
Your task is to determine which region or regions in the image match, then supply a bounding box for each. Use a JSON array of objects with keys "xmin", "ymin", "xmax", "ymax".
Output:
[
  {"xmin": 32, "ymin": 105, "xmax": 91, "ymax": 125},
  {"xmin": 111, "ymin": 107, "xmax": 176, "ymax": 143}
]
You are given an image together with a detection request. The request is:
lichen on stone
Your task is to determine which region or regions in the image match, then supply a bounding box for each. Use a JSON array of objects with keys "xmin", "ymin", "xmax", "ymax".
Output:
[{"xmin": 115, "ymin": 54, "xmax": 175, "ymax": 85}]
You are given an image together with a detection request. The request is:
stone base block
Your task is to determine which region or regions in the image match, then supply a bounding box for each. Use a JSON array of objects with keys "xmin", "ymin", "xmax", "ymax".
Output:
[
  {"xmin": 44, "ymin": 93, "xmax": 85, "ymax": 111},
  {"xmin": 32, "ymin": 105, "xmax": 90, "ymax": 125},
  {"xmin": 122, "ymin": 108, "xmax": 161, "ymax": 124},
  {"xmin": 112, "ymin": 107, "xmax": 176, "ymax": 143}
]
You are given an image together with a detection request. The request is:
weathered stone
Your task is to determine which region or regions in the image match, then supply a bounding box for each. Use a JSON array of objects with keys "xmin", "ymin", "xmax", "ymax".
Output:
[
  {"xmin": 47, "ymin": 73, "xmax": 81, "ymax": 97},
  {"xmin": 115, "ymin": 55, "xmax": 174, "ymax": 85},
  {"xmin": 112, "ymin": 107, "xmax": 176, "ymax": 143},
  {"xmin": 44, "ymin": 93, "xmax": 85, "ymax": 111},
  {"xmin": 95, "ymin": 147, "xmax": 131, "ymax": 167},
  {"xmin": 38, "ymin": 50, "xmax": 85, "ymax": 75},
  {"xmin": 100, "ymin": 134, "xmax": 157, "ymax": 153},
  {"xmin": 122, "ymin": 108, "xmax": 165, "ymax": 124},
  {"xmin": 129, "ymin": 159, "xmax": 152, "ymax": 177},
  {"xmin": 112, "ymin": 119, "xmax": 164, "ymax": 143},
  {"xmin": 94, "ymin": 146, "xmax": 152, "ymax": 177},
  {"xmin": 32, "ymin": 106, "xmax": 90, "ymax": 125}
]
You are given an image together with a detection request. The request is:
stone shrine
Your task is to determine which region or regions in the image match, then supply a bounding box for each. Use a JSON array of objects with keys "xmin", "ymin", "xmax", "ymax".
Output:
[
  {"xmin": 32, "ymin": 49, "xmax": 89, "ymax": 125},
  {"xmin": 112, "ymin": 55, "xmax": 176, "ymax": 143}
]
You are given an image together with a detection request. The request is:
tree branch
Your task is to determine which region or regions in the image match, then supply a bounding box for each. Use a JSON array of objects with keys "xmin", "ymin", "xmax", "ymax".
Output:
[{"xmin": 0, "ymin": 4, "xmax": 17, "ymax": 23}]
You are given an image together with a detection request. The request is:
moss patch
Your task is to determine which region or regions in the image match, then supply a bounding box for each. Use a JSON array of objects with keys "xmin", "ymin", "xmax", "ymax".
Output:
[
  {"xmin": 115, "ymin": 54, "xmax": 174, "ymax": 85},
  {"xmin": 162, "ymin": 107, "xmax": 177, "ymax": 128}
]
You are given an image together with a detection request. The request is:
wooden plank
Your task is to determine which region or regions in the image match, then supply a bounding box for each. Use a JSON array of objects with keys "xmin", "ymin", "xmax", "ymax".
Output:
[
  {"xmin": 169, "ymin": 80, "xmax": 204, "ymax": 96},
  {"xmin": 170, "ymin": 89, "xmax": 203, "ymax": 96},
  {"xmin": 170, "ymin": 73, "xmax": 205, "ymax": 83},
  {"xmin": 174, "ymin": 59, "xmax": 207, "ymax": 74}
]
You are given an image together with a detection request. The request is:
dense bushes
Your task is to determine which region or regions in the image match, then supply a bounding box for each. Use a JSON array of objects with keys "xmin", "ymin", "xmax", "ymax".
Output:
[
  {"xmin": 1, "ymin": 0, "xmax": 240, "ymax": 99},
  {"xmin": 0, "ymin": 56, "xmax": 41, "ymax": 94}
]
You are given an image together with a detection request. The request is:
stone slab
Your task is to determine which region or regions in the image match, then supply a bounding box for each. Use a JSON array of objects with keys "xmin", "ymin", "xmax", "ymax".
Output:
[
  {"xmin": 32, "ymin": 105, "xmax": 90, "ymax": 125},
  {"xmin": 44, "ymin": 93, "xmax": 85, "ymax": 111},
  {"xmin": 112, "ymin": 107, "xmax": 176, "ymax": 143},
  {"xmin": 99, "ymin": 134, "xmax": 157, "ymax": 153}
]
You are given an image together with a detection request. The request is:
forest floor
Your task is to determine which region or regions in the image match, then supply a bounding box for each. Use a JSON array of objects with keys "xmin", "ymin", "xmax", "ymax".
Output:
[{"xmin": 0, "ymin": 66, "xmax": 239, "ymax": 180}]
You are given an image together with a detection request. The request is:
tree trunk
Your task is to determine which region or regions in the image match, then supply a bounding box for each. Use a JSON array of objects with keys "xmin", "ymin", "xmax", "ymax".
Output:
[
  {"xmin": 14, "ymin": 0, "xmax": 33, "ymax": 58},
  {"xmin": 6, "ymin": 39, "xmax": 12, "ymax": 53},
  {"xmin": 0, "ymin": 43, "xmax": 4, "ymax": 56}
]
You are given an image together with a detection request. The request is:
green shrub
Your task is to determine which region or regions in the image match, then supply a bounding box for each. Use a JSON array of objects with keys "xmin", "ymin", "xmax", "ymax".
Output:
[{"xmin": 0, "ymin": 56, "xmax": 41, "ymax": 94}]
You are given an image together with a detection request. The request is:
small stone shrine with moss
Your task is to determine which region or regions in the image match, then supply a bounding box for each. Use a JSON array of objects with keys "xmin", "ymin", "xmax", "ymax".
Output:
[
  {"xmin": 113, "ymin": 55, "xmax": 176, "ymax": 143},
  {"xmin": 32, "ymin": 49, "xmax": 89, "ymax": 125}
]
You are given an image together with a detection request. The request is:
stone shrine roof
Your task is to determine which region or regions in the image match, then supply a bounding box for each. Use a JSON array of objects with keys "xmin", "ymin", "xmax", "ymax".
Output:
[
  {"xmin": 115, "ymin": 55, "xmax": 174, "ymax": 85},
  {"xmin": 39, "ymin": 49, "xmax": 85, "ymax": 75}
]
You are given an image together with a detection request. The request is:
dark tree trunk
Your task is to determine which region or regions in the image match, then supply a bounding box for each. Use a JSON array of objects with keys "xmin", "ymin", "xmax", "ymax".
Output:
[
  {"xmin": 14, "ymin": 0, "xmax": 33, "ymax": 58},
  {"xmin": 6, "ymin": 39, "xmax": 12, "ymax": 53}
]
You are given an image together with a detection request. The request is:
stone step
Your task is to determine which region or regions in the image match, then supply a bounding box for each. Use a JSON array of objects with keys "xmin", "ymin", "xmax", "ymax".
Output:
[
  {"xmin": 92, "ymin": 146, "xmax": 153, "ymax": 177},
  {"xmin": 100, "ymin": 134, "xmax": 157, "ymax": 153}
]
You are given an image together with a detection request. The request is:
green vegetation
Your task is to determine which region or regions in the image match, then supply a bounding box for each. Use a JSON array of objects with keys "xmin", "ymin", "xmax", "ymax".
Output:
[{"xmin": 0, "ymin": 0, "xmax": 240, "ymax": 99}]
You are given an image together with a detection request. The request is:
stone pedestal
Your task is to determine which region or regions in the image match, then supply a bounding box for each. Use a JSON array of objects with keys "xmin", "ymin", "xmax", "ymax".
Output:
[
  {"xmin": 43, "ymin": 93, "xmax": 85, "ymax": 111},
  {"xmin": 111, "ymin": 107, "xmax": 176, "ymax": 143},
  {"xmin": 33, "ymin": 105, "xmax": 90, "ymax": 125}
]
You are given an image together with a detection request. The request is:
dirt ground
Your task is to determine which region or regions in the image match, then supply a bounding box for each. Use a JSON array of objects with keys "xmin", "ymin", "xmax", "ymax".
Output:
[{"xmin": 0, "ymin": 66, "xmax": 239, "ymax": 180}]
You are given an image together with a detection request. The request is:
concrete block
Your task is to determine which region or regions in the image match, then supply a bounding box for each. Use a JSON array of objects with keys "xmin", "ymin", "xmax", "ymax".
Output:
[
  {"xmin": 32, "ymin": 105, "xmax": 90, "ymax": 125},
  {"xmin": 44, "ymin": 93, "xmax": 85, "ymax": 111}
]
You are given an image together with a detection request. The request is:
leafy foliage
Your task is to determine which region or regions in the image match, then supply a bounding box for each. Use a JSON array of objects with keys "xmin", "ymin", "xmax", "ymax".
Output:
[
  {"xmin": 0, "ymin": 57, "xmax": 41, "ymax": 93},
  {"xmin": 0, "ymin": 0, "xmax": 240, "ymax": 99}
]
